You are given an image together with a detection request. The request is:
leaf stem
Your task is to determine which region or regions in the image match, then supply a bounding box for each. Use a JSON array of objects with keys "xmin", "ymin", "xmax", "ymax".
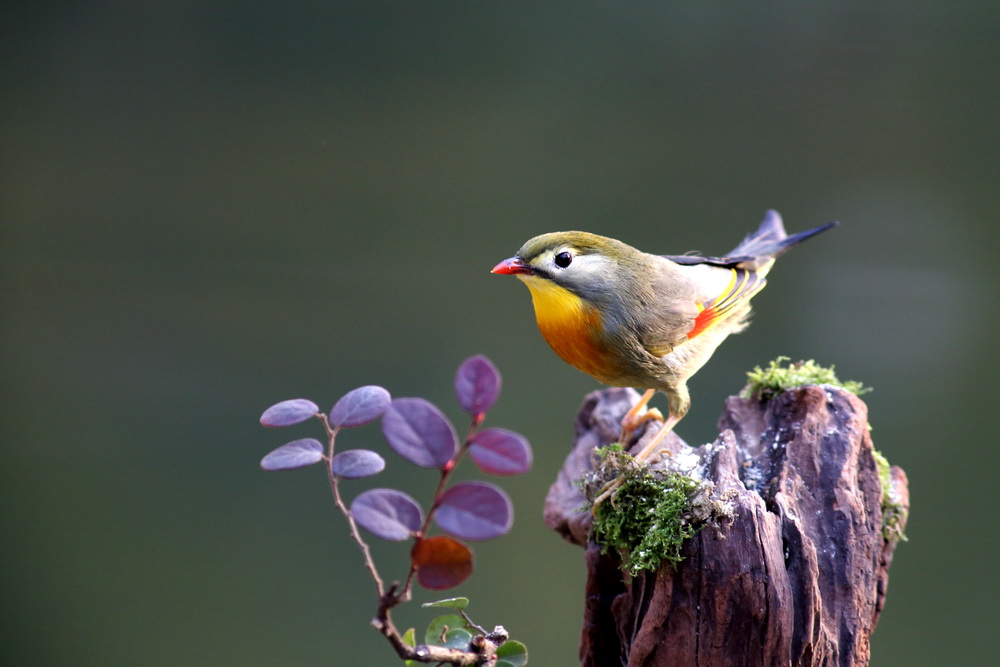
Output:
[
  {"xmin": 320, "ymin": 414, "xmax": 387, "ymax": 599},
  {"xmin": 319, "ymin": 412, "xmax": 495, "ymax": 665},
  {"xmin": 372, "ymin": 585, "xmax": 498, "ymax": 666},
  {"xmin": 403, "ymin": 416, "xmax": 482, "ymax": 596}
]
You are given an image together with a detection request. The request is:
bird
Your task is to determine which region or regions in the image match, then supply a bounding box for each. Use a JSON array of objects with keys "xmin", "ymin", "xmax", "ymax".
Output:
[{"xmin": 492, "ymin": 210, "xmax": 837, "ymax": 497}]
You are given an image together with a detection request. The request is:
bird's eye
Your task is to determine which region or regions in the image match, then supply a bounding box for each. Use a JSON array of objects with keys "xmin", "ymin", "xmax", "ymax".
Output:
[{"xmin": 554, "ymin": 251, "xmax": 573, "ymax": 268}]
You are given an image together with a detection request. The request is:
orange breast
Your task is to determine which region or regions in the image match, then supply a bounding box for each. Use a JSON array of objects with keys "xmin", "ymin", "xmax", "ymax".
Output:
[{"xmin": 520, "ymin": 275, "xmax": 614, "ymax": 382}]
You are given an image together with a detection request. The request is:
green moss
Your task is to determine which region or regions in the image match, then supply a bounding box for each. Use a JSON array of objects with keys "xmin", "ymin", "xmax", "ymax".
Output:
[
  {"xmin": 595, "ymin": 442, "xmax": 624, "ymax": 460},
  {"xmin": 742, "ymin": 356, "xmax": 870, "ymax": 400},
  {"xmin": 587, "ymin": 447, "xmax": 733, "ymax": 575},
  {"xmin": 873, "ymin": 449, "xmax": 908, "ymax": 543},
  {"xmin": 592, "ymin": 471, "xmax": 700, "ymax": 574},
  {"xmin": 873, "ymin": 449, "xmax": 892, "ymax": 492}
]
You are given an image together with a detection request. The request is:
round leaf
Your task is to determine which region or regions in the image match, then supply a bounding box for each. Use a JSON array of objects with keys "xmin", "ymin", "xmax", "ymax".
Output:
[
  {"xmin": 411, "ymin": 536, "xmax": 473, "ymax": 590},
  {"xmin": 260, "ymin": 438, "xmax": 325, "ymax": 470},
  {"xmin": 424, "ymin": 614, "xmax": 472, "ymax": 648},
  {"xmin": 330, "ymin": 385, "xmax": 391, "ymax": 428},
  {"xmin": 454, "ymin": 355, "xmax": 501, "ymax": 416},
  {"xmin": 381, "ymin": 398, "xmax": 457, "ymax": 469},
  {"xmin": 469, "ymin": 428, "xmax": 532, "ymax": 476},
  {"xmin": 351, "ymin": 488, "xmax": 423, "ymax": 541},
  {"xmin": 331, "ymin": 449, "xmax": 385, "ymax": 479},
  {"xmin": 435, "ymin": 481, "xmax": 513, "ymax": 541},
  {"xmin": 260, "ymin": 399, "xmax": 319, "ymax": 427},
  {"xmin": 496, "ymin": 640, "xmax": 528, "ymax": 667}
]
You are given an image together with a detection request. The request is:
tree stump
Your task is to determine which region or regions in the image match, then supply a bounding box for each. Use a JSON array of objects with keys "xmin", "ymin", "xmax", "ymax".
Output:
[{"xmin": 544, "ymin": 386, "xmax": 909, "ymax": 667}]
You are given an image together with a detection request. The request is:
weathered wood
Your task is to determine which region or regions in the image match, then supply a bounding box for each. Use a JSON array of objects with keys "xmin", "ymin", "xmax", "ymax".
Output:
[{"xmin": 544, "ymin": 386, "xmax": 909, "ymax": 667}]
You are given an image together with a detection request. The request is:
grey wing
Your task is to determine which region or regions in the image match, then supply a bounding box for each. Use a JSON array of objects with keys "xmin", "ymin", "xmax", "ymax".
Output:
[
  {"xmin": 638, "ymin": 300, "xmax": 700, "ymax": 357},
  {"xmin": 634, "ymin": 258, "xmax": 703, "ymax": 357}
]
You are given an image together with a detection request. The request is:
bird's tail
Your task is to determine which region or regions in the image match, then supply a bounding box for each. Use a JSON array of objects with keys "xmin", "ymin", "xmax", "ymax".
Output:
[{"xmin": 727, "ymin": 210, "xmax": 838, "ymax": 271}]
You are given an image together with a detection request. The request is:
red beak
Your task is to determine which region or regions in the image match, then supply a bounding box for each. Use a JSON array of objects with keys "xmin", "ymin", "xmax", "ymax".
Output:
[{"xmin": 491, "ymin": 257, "xmax": 533, "ymax": 275}]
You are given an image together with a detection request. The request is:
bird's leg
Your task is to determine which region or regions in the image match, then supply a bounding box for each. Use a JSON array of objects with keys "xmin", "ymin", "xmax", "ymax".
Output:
[
  {"xmin": 635, "ymin": 383, "xmax": 689, "ymax": 461},
  {"xmin": 593, "ymin": 386, "xmax": 690, "ymax": 510},
  {"xmin": 592, "ymin": 415, "xmax": 682, "ymax": 509},
  {"xmin": 630, "ymin": 412, "xmax": 682, "ymax": 462},
  {"xmin": 619, "ymin": 389, "xmax": 663, "ymax": 444},
  {"xmin": 628, "ymin": 384, "xmax": 689, "ymax": 463}
]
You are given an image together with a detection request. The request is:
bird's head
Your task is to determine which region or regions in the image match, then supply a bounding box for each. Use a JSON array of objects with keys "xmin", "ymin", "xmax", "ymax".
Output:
[{"xmin": 491, "ymin": 231, "xmax": 644, "ymax": 304}]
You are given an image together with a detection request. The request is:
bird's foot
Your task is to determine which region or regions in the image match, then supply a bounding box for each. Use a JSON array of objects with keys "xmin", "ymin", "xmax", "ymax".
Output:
[
  {"xmin": 620, "ymin": 407, "xmax": 664, "ymax": 445},
  {"xmin": 591, "ymin": 477, "xmax": 624, "ymax": 511},
  {"xmin": 592, "ymin": 408, "xmax": 682, "ymax": 513},
  {"xmin": 631, "ymin": 413, "xmax": 680, "ymax": 463},
  {"xmin": 619, "ymin": 388, "xmax": 662, "ymax": 444}
]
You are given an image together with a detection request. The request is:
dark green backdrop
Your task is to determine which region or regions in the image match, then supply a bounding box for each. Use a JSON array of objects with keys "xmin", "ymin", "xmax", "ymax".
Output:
[{"xmin": 3, "ymin": 2, "xmax": 997, "ymax": 665}]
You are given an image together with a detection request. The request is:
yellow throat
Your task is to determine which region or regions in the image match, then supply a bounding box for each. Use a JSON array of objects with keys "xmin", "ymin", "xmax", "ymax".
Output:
[{"xmin": 518, "ymin": 274, "xmax": 613, "ymax": 383}]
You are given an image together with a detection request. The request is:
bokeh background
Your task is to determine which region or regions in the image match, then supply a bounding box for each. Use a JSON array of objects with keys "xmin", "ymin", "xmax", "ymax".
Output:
[{"xmin": 3, "ymin": 2, "xmax": 997, "ymax": 665}]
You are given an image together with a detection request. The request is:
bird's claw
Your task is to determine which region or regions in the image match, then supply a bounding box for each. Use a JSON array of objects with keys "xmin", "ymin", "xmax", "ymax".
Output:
[
  {"xmin": 591, "ymin": 478, "xmax": 624, "ymax": 513},
  {"xmin": 620, "ymin": 407, "xmax": 664, "ymax": 445}
]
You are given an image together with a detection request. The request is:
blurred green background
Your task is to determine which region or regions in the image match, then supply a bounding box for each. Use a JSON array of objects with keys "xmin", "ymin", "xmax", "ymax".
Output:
[{"xmin": 3, "ymin": 2, "xmax": 997, "ymax": 665}]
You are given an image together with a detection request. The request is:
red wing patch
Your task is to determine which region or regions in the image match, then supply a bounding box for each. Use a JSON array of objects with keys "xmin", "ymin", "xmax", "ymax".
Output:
[{"xmin": 687, "ymin": 268, "xmax": 766, "ymax": 339}]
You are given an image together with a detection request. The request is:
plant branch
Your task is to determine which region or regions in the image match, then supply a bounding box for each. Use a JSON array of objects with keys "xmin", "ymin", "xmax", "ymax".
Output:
[
  {"xmin": 320, "ymin": 414, "xmax": 387, "ymax": 599},
  {"xmin": 403, "ymin": 417, "xmax": 481, "ymax": 596},
  {"xmin": 260, "ymin": 357, "xmax": 524, "ymax": 666},
  {"xmin": 372, "ymin": 585, "xmax": 499, "ymax": 666}
]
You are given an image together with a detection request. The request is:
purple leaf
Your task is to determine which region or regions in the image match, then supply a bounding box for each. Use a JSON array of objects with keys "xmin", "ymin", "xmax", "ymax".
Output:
[
  {"xmin": 434, "ymin": 481, "xmax": 512, "ymax": 541},
  {"xmin": 260, "ymin": 438, "xmax": 325, "ymax": 471},
  {"xmin": 331, "ymin": 449, "xmax": 386, "ymax": 479},
  {"xmin": 351, "ymin": 488, "xmax": 423, "ymax": 541},
  {"xmin": 330, "ymin": 385, "xmax": 391, "ymax": 428},
  {"xmin": 260, "ymin": 399, "xmax": 319, "ymax": 427},
  {"xmin": 469, "ymin": 428, "xmax": 533, "ymax": 476},
  {"xmin": 454, "ymin": 355, "xmax": 501, "ymax": 417},
  {"xmin": 381, "ymin": 398, "xmax": 457, "ymax": 469}
]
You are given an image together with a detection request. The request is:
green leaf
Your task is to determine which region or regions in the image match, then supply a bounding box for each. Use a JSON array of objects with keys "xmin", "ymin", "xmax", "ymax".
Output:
[
  {"xmin": 421, "ymin": 596, "xmax": 469, "ymax": 611},
  {"xmin": 441, "ymin": 627, "xmax": 473, "ymax": 650},
  {"xmin": 424, "ymin": 614, "xmax": 471, "ymax": 647},
  {"xmin": 496, "ymin": 640, "xmax": 528, "ymax": 666},
  {"xmin": 402, "ymin": 628, "xmax": 417, "ymax": 667}
]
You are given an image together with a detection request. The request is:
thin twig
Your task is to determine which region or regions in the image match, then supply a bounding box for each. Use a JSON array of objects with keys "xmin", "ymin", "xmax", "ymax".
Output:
[
  {"xmin": 319, "ymin": 413, "xmax": 494, "ymax": 665},
  {"xmin": 403, "ymin": 416, "xmax": 480, "ymax": 596},
  {"xmin": 372, "ymin": 586, "xmax": 499, "ymax": 667},
  {"xmin": 320, "ymin": 414, "xmax": 386, "ymax": 598}
]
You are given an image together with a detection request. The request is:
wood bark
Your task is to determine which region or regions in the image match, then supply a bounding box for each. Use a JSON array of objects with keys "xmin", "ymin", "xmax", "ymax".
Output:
[{"xmin": 544, "ymin": 386, "xmax": 909, "ymax": 667}]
